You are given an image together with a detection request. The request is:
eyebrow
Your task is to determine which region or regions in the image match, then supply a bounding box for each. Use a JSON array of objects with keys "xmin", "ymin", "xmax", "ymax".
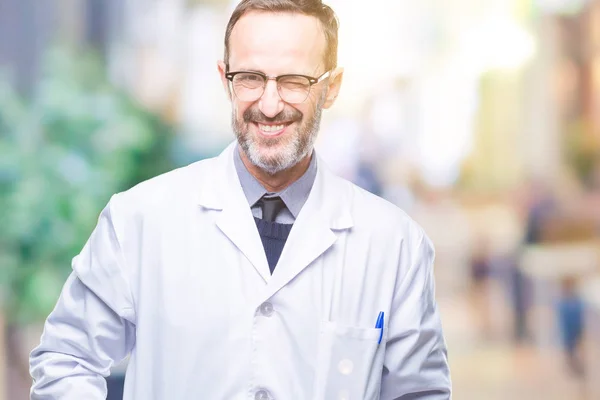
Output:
[
  {"xmin": 235, "ymin": 67, "xmax": 266, "ymax": 74},
  {"xmin": 230, "ymin": 67, "xmax": 318, "ymax": 76},
  {"xmin": 228, "ymin": 65, "xmax": 267, "ymax": 74}
]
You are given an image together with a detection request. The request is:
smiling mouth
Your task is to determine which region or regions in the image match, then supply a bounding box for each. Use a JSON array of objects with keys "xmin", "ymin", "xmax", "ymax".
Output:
[{"xmin": 253, "ymin": 121, "xmax": 294, "ymax": 136}]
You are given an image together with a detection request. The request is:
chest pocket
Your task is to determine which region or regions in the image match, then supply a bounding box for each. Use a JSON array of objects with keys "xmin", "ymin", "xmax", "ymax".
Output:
[{"xmin": 312, "ymin": 321, "xmax": 385, "ymax": 400}]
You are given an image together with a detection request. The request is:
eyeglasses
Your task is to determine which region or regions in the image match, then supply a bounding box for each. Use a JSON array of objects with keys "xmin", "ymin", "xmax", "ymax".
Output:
[{"xmin": 225, "ymin": 66, "xmax": 330, "ymax": 104}]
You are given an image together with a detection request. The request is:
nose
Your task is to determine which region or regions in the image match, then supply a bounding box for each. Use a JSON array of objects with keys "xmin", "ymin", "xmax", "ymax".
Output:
[{"xmin": 258, "ymin": 79, "xmax": 284, "ymax": 118}]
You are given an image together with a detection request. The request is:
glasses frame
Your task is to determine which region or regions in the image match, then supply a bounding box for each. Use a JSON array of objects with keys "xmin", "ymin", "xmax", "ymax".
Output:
[{"xmin": 225, "ymin": 65, "xmax": 330, "ymax": 104}]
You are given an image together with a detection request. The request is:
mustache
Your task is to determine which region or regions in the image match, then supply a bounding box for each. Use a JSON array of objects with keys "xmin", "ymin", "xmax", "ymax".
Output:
[{"xmin": 243, "ymin": 107, "xmax": 302, "ymax": 124}]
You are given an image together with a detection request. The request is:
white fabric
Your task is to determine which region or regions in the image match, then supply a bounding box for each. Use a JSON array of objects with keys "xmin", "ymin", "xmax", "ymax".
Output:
[{"xmin": 30, "ymin": 142, "xmax": 451, "ymax": 400}]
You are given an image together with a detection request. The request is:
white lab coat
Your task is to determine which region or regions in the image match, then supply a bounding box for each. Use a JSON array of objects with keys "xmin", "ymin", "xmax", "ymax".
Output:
[{"xmin": 30, "ymin": 142, "xmax": 451, "ymax": 400}]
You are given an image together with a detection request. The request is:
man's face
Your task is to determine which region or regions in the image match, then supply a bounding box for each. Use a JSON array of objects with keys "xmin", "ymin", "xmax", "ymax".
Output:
[{"xmin": 219, "ymin": 11, "xmax": 341, "ymax": 175}]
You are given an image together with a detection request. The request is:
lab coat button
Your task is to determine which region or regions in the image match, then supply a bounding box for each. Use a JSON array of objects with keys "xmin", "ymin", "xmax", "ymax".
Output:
[
  {"xmin": 259, "ymin": 302, "xmax": 274, "ymax": 317},
  {"xmin": 338, "ymin": 358, "xmax": 354, "ymax": 375},
  {"xmin": 338, "ymin": 389, "xmax": 350, "ymax": 400},
  {"xmin": 255, "ymin": 389, "xmax": 271, "ymax": 400}
]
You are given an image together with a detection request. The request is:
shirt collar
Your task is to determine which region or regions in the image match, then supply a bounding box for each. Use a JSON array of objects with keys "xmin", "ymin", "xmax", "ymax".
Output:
[{"xmin": 233, "ymin": 145, "xmax": 317, "ymax": 219}]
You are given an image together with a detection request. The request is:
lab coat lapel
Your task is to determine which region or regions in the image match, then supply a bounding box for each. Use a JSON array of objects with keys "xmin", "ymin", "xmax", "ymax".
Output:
[
  {"xmin": 198, "ymin": 143, "xmax": 272, "ymax": 282},
  {"xmin": 262, "ymin": 156, "xmax": 354, "ymax": 301}
]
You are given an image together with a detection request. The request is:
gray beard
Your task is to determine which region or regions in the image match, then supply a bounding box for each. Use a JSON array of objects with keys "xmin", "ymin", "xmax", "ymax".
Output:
[{"xmin": 232, "ymin": 98, "xmax": 324, "ymax": 175}]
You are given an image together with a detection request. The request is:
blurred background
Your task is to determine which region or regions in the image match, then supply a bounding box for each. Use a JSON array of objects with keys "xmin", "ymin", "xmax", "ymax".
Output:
[{"xmin": 1, "ymin": 0, "xmax": 600, "ymax": 399}]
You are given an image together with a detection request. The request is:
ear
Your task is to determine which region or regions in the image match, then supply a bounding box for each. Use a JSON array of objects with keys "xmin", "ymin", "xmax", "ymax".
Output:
[
  {"xmin": 217, "ymin": 60, "xmax": 232, "ymax": 101},
  {"xmin": 322, "ymin": 67, "xmax": 344, "ymax": 109}
]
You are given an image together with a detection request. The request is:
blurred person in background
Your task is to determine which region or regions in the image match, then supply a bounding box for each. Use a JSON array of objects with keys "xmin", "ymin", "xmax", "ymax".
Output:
[
  {"xmin": 556, "ymin": 276, "xmax": 585, "ymax": 377},
  {"xmin": 580, "ymin": 157, "xmax": 600, "ymax": 229},
  {"xmin": 523, "ymin": 179, "xmax": 556, "ymax": 245},
  {"xmin": 469, "ymin": 236, "xmax": 494, "ymax": 340},
  {"xmin": 510, "ymin": 178, "xmax": 557, "ymax": 344},
  {"xmin": 354, "ymin": 158, "xmax": 384, "ymax": 196},
  {"xmin": 28, "ymin": 0, "xmax": 451, "ymax": 399}
]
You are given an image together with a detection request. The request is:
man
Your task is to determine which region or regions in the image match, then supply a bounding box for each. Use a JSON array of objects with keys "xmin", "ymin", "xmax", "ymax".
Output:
[{"xmin": 29, "ymin": 0, "xmax": 451, "ymax": 398}]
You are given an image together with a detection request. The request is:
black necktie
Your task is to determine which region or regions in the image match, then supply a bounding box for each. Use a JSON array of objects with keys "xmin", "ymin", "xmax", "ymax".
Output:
[{"xmin": 260, "ymin": 196, "xmax": 286, "ymax": 222}]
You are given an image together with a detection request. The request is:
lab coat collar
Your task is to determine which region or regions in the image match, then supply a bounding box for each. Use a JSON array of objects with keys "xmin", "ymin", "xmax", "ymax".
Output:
[{"xmin": 197, "ymin": 141, "xmax": 354, "ymax": 290}]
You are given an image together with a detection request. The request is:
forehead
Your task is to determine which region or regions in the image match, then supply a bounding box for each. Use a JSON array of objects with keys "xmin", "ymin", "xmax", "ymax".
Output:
[{"xmin": 229, "ymin": 11, "xmax": 326, "ymax": 74}]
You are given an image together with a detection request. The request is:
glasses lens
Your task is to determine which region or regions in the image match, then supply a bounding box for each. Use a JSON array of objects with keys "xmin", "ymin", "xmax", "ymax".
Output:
[
  {"xmin": 232, "ymin": 73, "xmax": 265, "ymax": 101},
  {"xmin": 278, "ymin": 75, "xmax": 311, "ymax": 104}
]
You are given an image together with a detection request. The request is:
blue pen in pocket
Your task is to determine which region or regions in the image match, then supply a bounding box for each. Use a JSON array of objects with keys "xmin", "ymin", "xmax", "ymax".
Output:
[{"xmin": 375, "ymin": 311, "xmax": 384, "ymax": 344}]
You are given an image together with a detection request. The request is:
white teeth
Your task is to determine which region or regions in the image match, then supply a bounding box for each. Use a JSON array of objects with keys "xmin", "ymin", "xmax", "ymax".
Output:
[{"xmin": 258, "ymin": 124, "xmax": 285, "ymax": 132}]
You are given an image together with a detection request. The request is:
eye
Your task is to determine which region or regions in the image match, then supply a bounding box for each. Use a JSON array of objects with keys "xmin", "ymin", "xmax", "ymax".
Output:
[
  {"xmin": 233, "ymin": 73, "xmax": 264, "ymax": 88},
  {"xmin": 279, "ymin": 76, "xmax": 311, "ymax": 90}
]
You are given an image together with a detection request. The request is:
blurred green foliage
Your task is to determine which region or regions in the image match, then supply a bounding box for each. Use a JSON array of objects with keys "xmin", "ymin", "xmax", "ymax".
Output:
[{"xmin": 0, "ymin": 47, "xmax": 175, "ymax": 324}]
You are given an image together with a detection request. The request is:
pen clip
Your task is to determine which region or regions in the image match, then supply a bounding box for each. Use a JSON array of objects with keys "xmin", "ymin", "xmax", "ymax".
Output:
[{"xmin": 375, "ymin": 311, "xmax": 384, "ymax": 344}]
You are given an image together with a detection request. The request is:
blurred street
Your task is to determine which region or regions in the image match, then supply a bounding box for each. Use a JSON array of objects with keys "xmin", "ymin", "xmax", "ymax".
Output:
[{"xmin": 441, "ymin": 290, "xmax": 589, "ymax": 400}]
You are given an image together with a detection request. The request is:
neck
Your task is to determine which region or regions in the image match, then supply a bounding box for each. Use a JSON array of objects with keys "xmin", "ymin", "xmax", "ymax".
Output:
[{"xmin": 239, "ymin": 148, "xmax": 312, "ymax": 193}]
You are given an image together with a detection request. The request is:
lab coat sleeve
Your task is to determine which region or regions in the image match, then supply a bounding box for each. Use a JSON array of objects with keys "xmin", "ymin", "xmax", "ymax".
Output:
[
  {"xmin": 380, "ymin": 230, "xmax": 452, "ymax": 400},
  {"xmin": 29, "ymin": 195, "xmax": 136, "ymax": 400}
]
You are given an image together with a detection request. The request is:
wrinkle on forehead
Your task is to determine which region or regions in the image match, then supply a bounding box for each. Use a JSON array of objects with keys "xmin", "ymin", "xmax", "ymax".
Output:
[{"xmin": 228, "ymin": 11, "xmax": 327, "ymax": 76}]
